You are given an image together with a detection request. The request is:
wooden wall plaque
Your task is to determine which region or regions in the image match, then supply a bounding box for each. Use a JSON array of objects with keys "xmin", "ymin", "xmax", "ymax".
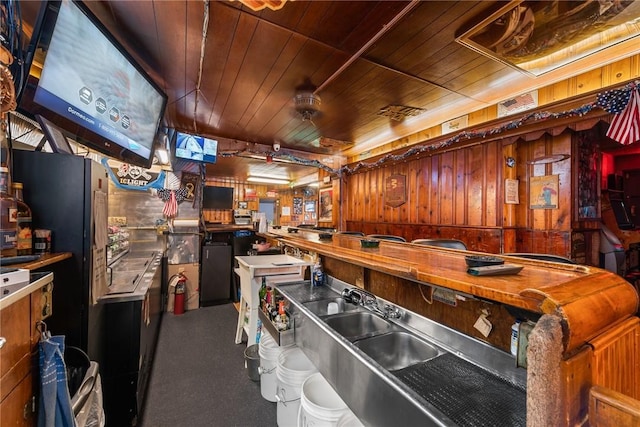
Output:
[{"xmin": 385, "ymin": 174, "xmax": 406, "ymax": 207}]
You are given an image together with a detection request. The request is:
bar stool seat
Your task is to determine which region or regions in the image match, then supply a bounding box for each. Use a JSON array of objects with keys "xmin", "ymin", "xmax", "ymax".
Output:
[
  {"xmin": 366, "ymin": 234, "xmax": 406, "ymax": 242},
  {"xmin": 502, "ymin": 253, "xmax": 576, "ymax": 264},
  {"xmin": 338, "ymin": 231, "xmax": 365, "ymax": 236},
  {"xmin": 411, "ymin": 238, "xmax": 467, "ymax": 250}
]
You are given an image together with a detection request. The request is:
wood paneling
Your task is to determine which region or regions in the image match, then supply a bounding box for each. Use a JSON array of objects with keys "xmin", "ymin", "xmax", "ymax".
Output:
[
  {"xmin": 590, "ymin": 317, "xmax": 640, "ymax": 400},
  {"xmin": 590, "ymin": 385, "xmax": 640, "ymax": 427},
  {"xmin": 343, "ymin": 125, "xmax": 610, "ymax": 259},
  {"xmin": 345, "ymin": 140, "xmax": 505, "ymax": 230}
]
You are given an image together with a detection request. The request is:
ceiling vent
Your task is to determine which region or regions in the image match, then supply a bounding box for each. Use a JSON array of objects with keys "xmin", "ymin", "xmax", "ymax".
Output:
[{"xmin": 378, "ymin": 105, "xmax": 426, "ymax": 121}]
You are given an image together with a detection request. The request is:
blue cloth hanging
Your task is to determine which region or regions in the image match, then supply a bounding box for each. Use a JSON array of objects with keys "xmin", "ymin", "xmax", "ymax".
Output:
[{"xmin": 38, "ymin": 335, "xmax": 76, "ymax": 427}]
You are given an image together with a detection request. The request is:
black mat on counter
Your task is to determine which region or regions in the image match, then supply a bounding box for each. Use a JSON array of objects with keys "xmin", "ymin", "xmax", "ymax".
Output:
[
  {"xmin": 140, "ymin": 304, "xmax": 276, "ymax": 427},
  {"xmin": 394, "ymin": 353, "xmax": 526, "ymax": 427}
]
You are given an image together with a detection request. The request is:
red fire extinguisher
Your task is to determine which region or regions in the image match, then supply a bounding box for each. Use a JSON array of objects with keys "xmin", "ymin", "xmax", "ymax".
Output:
[{"xmin": 172, "ymin": 272, "xmax": 187, "ymax": 315}]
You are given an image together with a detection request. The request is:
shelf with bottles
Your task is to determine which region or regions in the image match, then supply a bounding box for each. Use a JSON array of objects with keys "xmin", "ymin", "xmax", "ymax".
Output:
[
  {"xmin": 257, "ymin": 281, "xmax": 293, "ymax": 345},
  {"xmin": 107, "ymin": 224, "xmax": 130, "ymax": 263}
]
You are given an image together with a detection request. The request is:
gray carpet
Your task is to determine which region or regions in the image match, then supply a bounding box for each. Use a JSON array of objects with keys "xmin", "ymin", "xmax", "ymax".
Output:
[{"xmin": 140, "ymin": 304, "xmax": 277, "ymax": 427}]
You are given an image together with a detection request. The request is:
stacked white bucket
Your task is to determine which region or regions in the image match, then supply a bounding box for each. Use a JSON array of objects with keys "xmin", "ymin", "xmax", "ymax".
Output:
[
  {"xmin": 299, "ymin": 373, "xmax": 363, "ymax": 427},
  {"xmin": 259, "ymin": 331, "xmax": 291, "ymax": 402},
  {"xmin": 275, "ymin": 347, "xmax": 317, "ymax": 427}
]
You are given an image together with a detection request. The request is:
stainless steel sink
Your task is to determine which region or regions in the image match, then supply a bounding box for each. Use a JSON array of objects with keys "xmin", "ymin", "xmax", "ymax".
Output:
[
  {"xmin": 353, "ymin": 331, "xmax": 442, "ymax": 371},
  {"xmin": 322, "ymin": 311, "xmax": 393, "ymax": 340},
  {"xmin": 303, "ymin": 297, "xmax": 361, "ymax": 316}
]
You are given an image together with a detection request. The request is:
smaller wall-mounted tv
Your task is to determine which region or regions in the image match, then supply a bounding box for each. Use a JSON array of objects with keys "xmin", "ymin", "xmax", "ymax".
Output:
[
  {"xmin": 202, "ymin": 186, "xmax": 234, "ymax": 210},
  {"xmin": 175, "ymin": 131, "xmax": 218, "ymax": 163}
]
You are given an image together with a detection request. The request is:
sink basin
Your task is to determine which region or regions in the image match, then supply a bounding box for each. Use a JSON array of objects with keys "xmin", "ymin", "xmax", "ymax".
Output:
[
  {"xmin": 354, "ymin": 331, "xmax": 442, "ymax": 371},
  {"xmin": 303, "ymin": 297, "xmax": 361, "ymax": 316},
  {"xmin": 322, "ymin": 311, "xmax": 392, "ymax": 340}
]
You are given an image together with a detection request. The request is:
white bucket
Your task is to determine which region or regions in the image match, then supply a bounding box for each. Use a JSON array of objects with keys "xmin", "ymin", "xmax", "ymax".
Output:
[
  {"xmin": 259, "ymin": 332, "xmax": 292, "ymax": 402},
  {"xmin": 276, "ymin": 347, "xmax": 317, "ymax": 427},
  {"xmin": 337, "ymin": 409, "xmax": 365, "ymax": 427},
  {"xmin": 298, "ymin": 373, "xmax": 349, "ymax": 427}
]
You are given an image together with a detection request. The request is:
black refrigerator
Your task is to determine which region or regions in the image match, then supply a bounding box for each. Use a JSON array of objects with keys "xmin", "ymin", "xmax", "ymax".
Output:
[
  {"xmin": 13, "ymin": 150, "xmax": 108, "ymax": 363},
  {"xmin": 200, "ymin": 242, "xmax": 232, "ymax": 305}
]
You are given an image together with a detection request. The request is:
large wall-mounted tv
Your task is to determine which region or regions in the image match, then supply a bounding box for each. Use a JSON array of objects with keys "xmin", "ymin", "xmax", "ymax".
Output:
[
  {"xmin": 175, "ymin": 131, "xmax": 218, "ymax": 164},
  {"xmin": 202, "ymin": 186, "xmax": 234, "ymax": 210},
  {"xmin": 18, "ymin": 0, "xmax": 167, "ymax": 169}
]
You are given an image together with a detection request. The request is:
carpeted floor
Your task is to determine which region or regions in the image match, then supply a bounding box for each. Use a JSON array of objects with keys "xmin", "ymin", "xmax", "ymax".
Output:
[{"xmin": 139, "ymin": 304, "xmax": 277, "ymax": 427}]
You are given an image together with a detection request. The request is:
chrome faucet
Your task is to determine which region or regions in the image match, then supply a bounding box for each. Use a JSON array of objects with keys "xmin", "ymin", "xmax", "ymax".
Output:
[{"xmin": 341, "ymin": 288, "xmax": 402, "ymax": 320}]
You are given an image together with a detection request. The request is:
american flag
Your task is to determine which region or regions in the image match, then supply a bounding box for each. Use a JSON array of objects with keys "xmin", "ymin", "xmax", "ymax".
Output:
[
  {"xmin": 598, "ymin": 87, "xmax": 640, "ymax": 145},
  {"xmin": 162, "ymin": 190, "xmax": 178, "ymax": 217}
]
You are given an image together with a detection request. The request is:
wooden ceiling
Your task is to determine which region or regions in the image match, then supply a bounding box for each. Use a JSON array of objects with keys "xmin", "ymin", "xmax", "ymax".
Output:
[{"xmin": 18, "ymin": 1, "xmax": 640, "ymax": 183}]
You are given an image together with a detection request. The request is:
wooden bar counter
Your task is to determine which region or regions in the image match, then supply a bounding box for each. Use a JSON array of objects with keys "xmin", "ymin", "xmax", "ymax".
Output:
[{"xmin": 262, "ymin": 228, "xmax": 640, "ymax": 426}]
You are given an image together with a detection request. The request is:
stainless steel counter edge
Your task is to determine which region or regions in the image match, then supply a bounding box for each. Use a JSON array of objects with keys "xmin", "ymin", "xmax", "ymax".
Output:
[
  {"xmin": 0, "ymin": 272, "xmax": 54, "ymax": 310},
  {"xmin": 275, "ymin": 277, "xmax": 527, "ymax": 426},
  {"xmin": 99, "ymin": 253, "xmax": 162, "ymax": 303}
]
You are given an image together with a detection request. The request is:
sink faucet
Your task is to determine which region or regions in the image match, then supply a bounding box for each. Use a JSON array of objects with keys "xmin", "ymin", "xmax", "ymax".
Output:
[{"xmin": 341, "ymin": 288, "xmax": 401, "ymax": 320}]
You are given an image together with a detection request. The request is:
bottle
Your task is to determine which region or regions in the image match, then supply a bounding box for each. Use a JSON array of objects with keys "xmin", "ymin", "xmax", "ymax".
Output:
[
  {"xmin": 12, "ymin": 182, "xmax": 33, "ymax": 255},
  {"xmin": 0, "ymin": 166, "xmax": 17, "ymax": 257},
  {"xmin": 0, "ymin": 119, "xmax": 17, "ymax": 257},
  {"xmin": 259, "ymin": 276, "xmax": 267, "ymax": 310},
  {"xmin": 312, "ymin": 258, "xmax": 324, "ymax": 287},
  {"xmin": 510, "ymin": 320, "xmax": 521, "ymax": 356}
]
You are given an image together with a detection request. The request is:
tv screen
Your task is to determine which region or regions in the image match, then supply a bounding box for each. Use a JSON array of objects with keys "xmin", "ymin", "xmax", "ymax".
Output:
[
  {"xmin": 202, "ymin": 186, "xmax": 234, "ymax": 210},
  {"xmin": 36, "ymin": 114, "xmax": 74, "ymax": 154},
  {"xmin": 18, "ymin": 0, "xmax": 167, "ymax": 168},
  {"xmin": 175, "ymin": 131, "xmax": 218, "ymax": 163}
]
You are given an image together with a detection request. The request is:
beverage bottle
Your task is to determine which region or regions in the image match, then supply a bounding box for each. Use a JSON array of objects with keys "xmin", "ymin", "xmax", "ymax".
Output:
[
  {"xmin": 0, "ymin": 119, "xmax": 17, "ymax": 257},
  {"xmin": 0, "ymin": 166, "xmax": 17, "ymax": 257},
  {"xmin": 12, "ymin": 182, "xmax": 33, "ymax": 255},
  {"xmin": 259, "ymin": 276, "xmax": 267, "ymax": 310}
]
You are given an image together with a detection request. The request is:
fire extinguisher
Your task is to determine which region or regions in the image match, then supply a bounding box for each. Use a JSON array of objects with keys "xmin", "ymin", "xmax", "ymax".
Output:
[{"xmin": 170, "ymin": 271, "xmax": 187, "ymax": 315}]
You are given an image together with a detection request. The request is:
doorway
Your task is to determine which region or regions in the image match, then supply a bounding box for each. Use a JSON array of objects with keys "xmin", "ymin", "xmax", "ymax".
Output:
[{"xmin": 259, "ymin": 199, "xmax": 276, "ymax": 226}]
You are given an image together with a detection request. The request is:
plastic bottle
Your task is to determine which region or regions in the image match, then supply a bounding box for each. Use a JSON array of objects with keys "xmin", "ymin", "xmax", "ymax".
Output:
[
  {"xmin": 0, "ymin": 167, "xmax": 17, "ymax": 257},
  {"xmin": 12, "ymin": 182, "xmax": 33, "ymax": 255},
  {"xmin": 312, "ymin": 258, "xmax": 324, "ymax": 287},
  {"xmin": 510, "ymin": 320, "xmax": 521, "ymax": 356},
  {"xmin": 0, "ymin": 118, "xmax": 17, "ymax": 257}
]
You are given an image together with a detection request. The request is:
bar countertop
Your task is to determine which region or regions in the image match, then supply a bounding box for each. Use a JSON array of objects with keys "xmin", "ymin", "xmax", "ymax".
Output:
[
  {"xmin": 4, "ymin": 252, "xmax": 73, "ymax": 270},
  {"xmin": 262, "ymin": 228, "xmax": 639, "ymax": 352}
]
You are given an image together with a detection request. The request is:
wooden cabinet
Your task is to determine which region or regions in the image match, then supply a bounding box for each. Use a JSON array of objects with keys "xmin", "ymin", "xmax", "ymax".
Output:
[{"xmin": 0, "ymin": 275, "xmax": 53, "ymax": 427}]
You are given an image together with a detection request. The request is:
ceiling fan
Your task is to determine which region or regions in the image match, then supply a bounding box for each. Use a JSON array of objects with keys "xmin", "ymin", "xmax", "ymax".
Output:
[{"xmin": 294, "ymin": 89, "xmax": 321, "ymax": 124}]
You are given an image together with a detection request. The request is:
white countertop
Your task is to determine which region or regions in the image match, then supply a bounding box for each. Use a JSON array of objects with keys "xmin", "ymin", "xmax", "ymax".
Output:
[{"xmin": 0, "ymin": 272, "xmax": 54, "ymax": 310}]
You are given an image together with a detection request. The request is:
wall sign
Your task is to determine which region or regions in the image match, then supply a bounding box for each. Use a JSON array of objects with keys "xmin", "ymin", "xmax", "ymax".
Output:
[
  {"xmin": 102, "ymin": 158, "xmax": 164, "ymax": 191},
  {"xmin": 530, "ymin": 175, "xmax": 559, "ymax": 209},
  {"xmin": 505, "ymin": 179, "xmax": 519, "ymax": 205},
  {"xmin": 180, "ymin": 172, "xmax": 199, "ymax": 203},
  {"xmin": 385, "ymin": 174, "xmax": 406, "ymax": 207}
]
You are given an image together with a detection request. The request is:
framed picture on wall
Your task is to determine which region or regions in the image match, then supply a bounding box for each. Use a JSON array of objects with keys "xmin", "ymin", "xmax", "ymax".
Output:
[
  {"xmin": 530, "ymin": 175, "xmax": 559, "ymax": 209},
  {"xmin": 319, "ymin": 187, "xmax": 333, "ymax": 222},
  {"xmin": 305, "ymin": 200, "xmax": 316, "ymax": 213}
]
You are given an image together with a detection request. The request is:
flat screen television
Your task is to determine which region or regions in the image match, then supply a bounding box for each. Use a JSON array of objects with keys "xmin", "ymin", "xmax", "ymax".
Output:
[
  {"xmin": 174, "ymin": 131, "xmax": 218, "ymax": 163},
  {"xmin": 18, "ymin": 0, "xmax": 167, "ymax": 168},
  {"xmin": 202, "ymin": 186, "xmax": 234, "ymax": 210}
]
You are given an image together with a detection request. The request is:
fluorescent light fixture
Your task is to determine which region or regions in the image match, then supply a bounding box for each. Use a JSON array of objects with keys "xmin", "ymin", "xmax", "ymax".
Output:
[{"xmin": 247, "ymin": 176, "xmax": 290, "ymax": 185}]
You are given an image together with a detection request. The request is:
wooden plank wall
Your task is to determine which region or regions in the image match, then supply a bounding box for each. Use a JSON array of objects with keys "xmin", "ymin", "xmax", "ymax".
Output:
[{"xmin": 343, "ymin": 130, "xmax": 581, "ymax": 257}]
